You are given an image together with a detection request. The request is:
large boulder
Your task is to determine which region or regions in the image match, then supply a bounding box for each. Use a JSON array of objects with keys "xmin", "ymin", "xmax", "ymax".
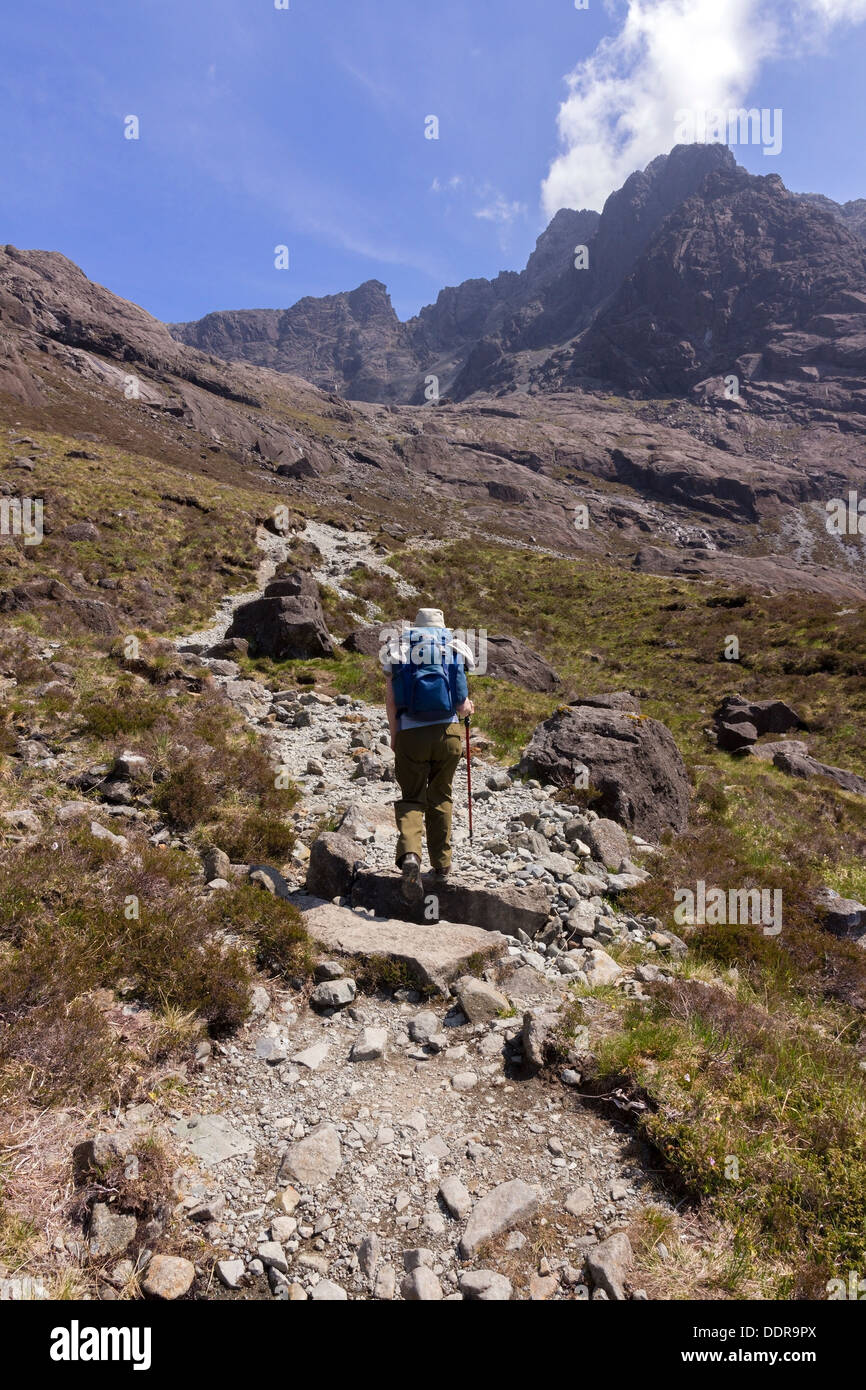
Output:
[
  {"xmin": 815, "ymin": 887, "xmax": 865, "ymax": 937},
  {"xmin": 518, "ymin": 696, "xmax": 689, "ymax": 838},
  {"xmin": 716, "ymin": 718, "xmax": 759, "ymax": 752},
  {"xmin": 480, "ymin": 635, "xmax": 560, "ymax": 693},
  {"xmin": 743, "ymin": 738, "xmax": 809, "ymax": 762},
  {"xmin": 773, "ymin": 749, "xmax": 866, "ymax": 797},
  {"xmin": 342, "ymin": 628, "xmax": 560, "ymax": 695},
  {"xmin": 0, "ymin": 579, "xmax": 119, "ymax": 636},
  {"xmin": 293, "ymin": 895, "xmax": 507, "ymax": 992},
  {"xmin": 342, "ymin": 626, "xmax": 389, "ymax": 659},
  {"xmin": 263, "ymin": 569, "xmax": 319, "ymax": 599},
  {"xmin": 226, "ymin": 594, "xmax": 333, "ymax": 660},
  {"xmin": 714, "ymin": 695, "xmax": 805, "ymax": 748}
]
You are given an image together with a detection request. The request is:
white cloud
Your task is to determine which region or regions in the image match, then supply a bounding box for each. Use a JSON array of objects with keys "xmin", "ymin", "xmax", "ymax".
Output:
[
  {"xmin": 541, "ymin": 0, "xmax": 866, "ymax": 216},
  {"xmin": 474, "ymin": 192, "xmax": 527, "ymax": 225},
  {"xmin": 801, "ymin": 0, "xmax": 866, "ymax": 21},
  {"xmin": 429, "ymin": 175, "xmax": 525, "ymax": 228},
  {"xmin": 431, "ymin": 175, "xmax": 464, "ymax": 193}
]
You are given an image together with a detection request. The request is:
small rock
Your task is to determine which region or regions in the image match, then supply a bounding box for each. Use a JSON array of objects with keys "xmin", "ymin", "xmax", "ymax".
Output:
[
  {"xmin": 358, "ymin": 1233, "xmax": 380, "ymax": 1279},
  {"xmin": 582, "ymin": 948, "xmax": 623, "ymax": 987},
  {"xmin": 401, "ymin": 1267, "xmax": 443, "ymax": 1301},
  {"xmin": 454, "ymin": 975, "xmax": 510, "ymax": 1023},
  {"xmin": 257, "ymin": 1241, "xmax": 288, "ymax": 1274},
  {"xmin": 88, "ymin": 1204, "xmax": 136, "ymax": 1258},
  {"xmin": 310, "ymin": 978, "xmax": 357, "ymax": 1011},
  {"xmin": 529, "ymin": 1272, "xmax": 559, "ymax": 1300},
  {"xmin": 351, "ymin": 1027, "xmax": 388, "ymax": 1062},
  {"xmin": 141, "ymin": 1255, "xmax": 195, "ymax": 1300},
  {"xmin": 439, "ymin": 1176, "xmax": 472, "ymax": 1220},
  {"xmin": 276, "ymin": 1186, "xmax": 300, "ymax": 1215},
  {"xmin": 459, "ymin": 1180, "xmax": 539, "ymax": 1259},
  {"xmin": 255, "ymin": 1036, "xmax": 287, "ymax": 1064},
  {"xmin": 408, "ymin": 1011, "xmax": 440, "ymax": 1044},
  {"xmin": 279, "ymin": 1124, "xmax": 342, "ymax": 1187},
  {"xmin": 270, "ymin": 1216, "xmax": 297, "ymax": 1243},
  {"xmin": 459, "ymin": 1270, "xmax": 513, "ymax": 1300},
  {"xmin": 373, "ymin": 1265, "xmax": 396, "ymax": 1300},
  {"xmin": 402, "ymin": 1248, "xmax": 433, "ymax": 1272},
  {"xmin": 216, "ymin": 1259, "xmax": 245, "ymax": 1289},
  {"xmin": 585, "ymin": 1232, "xmax": 633, "ymax": 1301},
  {"xmin": 309, "ymin": 1278, "xmax": 348, "ymax": 1301},
  {"xmin": 249, "ymin": 985, "xmax": 270, "ymax": 1017},
  {"xmin": 291, "ymin": 1042, "xmax": 330, "ymax": 1071},
  {"xmin": 451, "ymin": 1071, "xmax": 479, "ymax": 1092},
  {"xmin": 89, "ymin": 820, "xmax": 127, "ymax": 850},
  {"xmin": 565, "ymin": 1186, "xmax": 593, "ymax": 1218},
  {"xmin": 314, "ymin": 960, "xmax": 345, "ymax": 981}
]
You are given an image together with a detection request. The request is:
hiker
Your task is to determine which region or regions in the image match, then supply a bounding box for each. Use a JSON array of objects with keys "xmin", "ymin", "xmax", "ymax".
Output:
[{"xmin": 381, "ymin": 608, "xmax": 475, "ymax": 901}]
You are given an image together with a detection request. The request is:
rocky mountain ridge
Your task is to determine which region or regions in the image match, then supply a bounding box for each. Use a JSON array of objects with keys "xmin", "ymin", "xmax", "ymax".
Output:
[{"xmin": 170, "ymin": 145, "xmax": 866, "ymax": 419}]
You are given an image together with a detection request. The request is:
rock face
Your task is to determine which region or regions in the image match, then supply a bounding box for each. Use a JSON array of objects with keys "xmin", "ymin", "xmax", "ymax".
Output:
[
  {"xmin": 4, "ymin": 167, "xmax": 866, "ymax": 605},
  {"xmin": 171, "ymin": 141, "xmax": 866, "ymax": 428},
  {"xmin": 563, "ymin": 158, "xmax": 866, "ymax": 424},
  {"xmin": 798, "ymin": 191, "xmax": 866, "ymax": 241},
  {"xmin": 172, "ymin": 279, "xmax": 421, "ymax": 404},
  {"xmin": 226, "ymin": 593, "xmax": 333, "ymax": 660},
  {"xmin": 170, "ymin": 145, "xmax": 743, "ymax": 407},
  {"xmin": 519, "ymin": 696, "xmax": 689, "ymax": 838}
]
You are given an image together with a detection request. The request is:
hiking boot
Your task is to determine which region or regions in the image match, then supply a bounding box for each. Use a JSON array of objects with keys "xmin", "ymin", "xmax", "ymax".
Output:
[
  {"xmin": 431, "ymin": 866, "xmax": 450, "ymax": 881},
  {"xmin": 399, "ymin": 853, "xmax": 423, "ymax": 903}
]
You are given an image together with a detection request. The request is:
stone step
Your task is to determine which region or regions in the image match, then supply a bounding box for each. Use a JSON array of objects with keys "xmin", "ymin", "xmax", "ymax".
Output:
[
  {"xmin": 291, "ymin": 894, "xmax": 508, "ymax": 993},
  {"xmin": 350, "ymin": 869, "xmax": 549, "ymax": 940},
  {"xmin": 305, "ymin": 832, "xmax": 550, "ymax": 938}
]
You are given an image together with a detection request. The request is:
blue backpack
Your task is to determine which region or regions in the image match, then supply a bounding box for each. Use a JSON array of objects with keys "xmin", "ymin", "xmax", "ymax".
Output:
[{"xmin": 391, "ymin": 627, "xmax": 462, "ymax": 723}]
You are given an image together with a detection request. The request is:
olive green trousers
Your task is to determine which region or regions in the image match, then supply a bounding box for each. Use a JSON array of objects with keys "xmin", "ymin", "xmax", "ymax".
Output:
[{"xmin": 393, "ymin": 722, "xmax": 463, "ymax": 869}]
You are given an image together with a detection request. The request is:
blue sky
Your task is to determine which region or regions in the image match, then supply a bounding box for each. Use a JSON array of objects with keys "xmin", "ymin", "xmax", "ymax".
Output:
[{"xmin": 1, "ymin": 0, "xmax": 865, "ymax": 324}]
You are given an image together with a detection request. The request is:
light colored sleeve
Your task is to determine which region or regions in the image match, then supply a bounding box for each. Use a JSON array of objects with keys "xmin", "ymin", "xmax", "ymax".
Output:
[{"xmin": 449, "ymin": 637, "xmax": 477, "ymax": 671}]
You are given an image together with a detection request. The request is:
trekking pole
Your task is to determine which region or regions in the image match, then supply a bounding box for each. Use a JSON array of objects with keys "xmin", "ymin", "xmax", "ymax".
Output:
[{"xmin": 464, "ymin": 715, "xmax": 473, "ymax": 842}]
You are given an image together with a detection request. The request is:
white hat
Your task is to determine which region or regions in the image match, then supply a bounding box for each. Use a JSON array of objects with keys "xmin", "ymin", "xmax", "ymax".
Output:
[{"xmin": 413, "ymin": 607, "xmax": 445, "ymax": 628}]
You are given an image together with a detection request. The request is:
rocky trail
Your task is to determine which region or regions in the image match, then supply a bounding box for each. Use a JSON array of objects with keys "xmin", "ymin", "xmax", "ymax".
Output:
[{"xmin": 81, "ymin": 521, "xmax": 693, "ymax": 1303}]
